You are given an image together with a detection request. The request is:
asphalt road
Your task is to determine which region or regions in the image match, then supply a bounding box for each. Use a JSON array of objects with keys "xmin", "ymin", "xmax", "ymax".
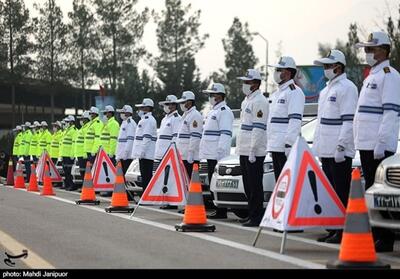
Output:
[{"xmin": 1, "ymin": 184, "xmax": 400, "ymax": 269}]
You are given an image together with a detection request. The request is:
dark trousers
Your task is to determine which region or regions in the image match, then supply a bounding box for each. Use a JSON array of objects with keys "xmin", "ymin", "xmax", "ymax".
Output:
[
  {"xmin": 62, "ymin": 157, "xmax": 75, "ymax": 189},
  {"xmin": 51, "ymin": 158, "xmax": 58, "ymax": 164},
  {"xmin": 271, "ymin": 152, "xmax": 287, "ymax": 181},
  {"xmin": 109, "ymin": 156, "xmax": 116, "ymax": 166},
  {"xmin": 321, "ymin": 157, "xmax": 353, "ymax": 208},
  {"xmin": 23, "ymin": 156, "xmax": 31, "ymax": 183},
  {"xmin": 360, "ymin": 150, "xmax": 395, "ymax": 190},
  {"xmin": 207, "ymin": 159, "xmax": 227, "ymax": 214},
  {"xmin": 78, "ymin": 157, "xmax": 87, "ymax": 181},
  {"xmin": 360, "ymin": 150, "xmax": 396, "ymax": 245},
  {"xmin": 139, "ymin": 159, "xmax": 153, "ymax": 190},
  {"xmin": 12, "ymin": 155, "xmax": 18, "ymax": 171},
  {"xmin": 183, "ymin": 160, "xmax": 200, "ymax": 180},
  {"xmin": 87, "ymin": 153, "xmax": 96, "ymax": 165},
  {"xmin": 121, "ymin": 159, "xmax": 133, "ymax": 175},
  {"xmin": 240, "ymin": 155, "xmax": 266, "ymax": 223}
]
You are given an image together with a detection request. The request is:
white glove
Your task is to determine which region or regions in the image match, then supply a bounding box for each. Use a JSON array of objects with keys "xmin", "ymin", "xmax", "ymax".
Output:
[
  {"xmin": 334, "ymin": 148, "xmax": 346, "ymax": 163},
  {"xmin": 374, "ymin": 142, "xmax": 386, "ymax": 160},
  {"xmin": 284, "ymin": 145, "xmax": 292, "ymax": 158},
  {"xmin": 248, "ymin": 151, "xmax": 256, "ymax": 164},
  {"xmin": 187, "ymin": 152, "xmax": 194, "ymax": 164}
]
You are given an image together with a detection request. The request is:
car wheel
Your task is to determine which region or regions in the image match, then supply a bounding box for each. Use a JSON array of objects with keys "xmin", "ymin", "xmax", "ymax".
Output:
[{"xmin": 232, "ymin": 209, "xmax": 249, "ymax": 219}]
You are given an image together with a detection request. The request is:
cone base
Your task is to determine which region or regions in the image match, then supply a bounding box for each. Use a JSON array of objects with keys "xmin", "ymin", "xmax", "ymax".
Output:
[
  {"xmin": 175, "ymin": 223, "xmax": 216, "ymax": 233},
  {"xmin": 327, "ymin": 259, "xmax": 391, "ymax": 269},
  {"xmin": 27, "ymin": 188, "xmax": 40, "ymax": 192},
  {"xmin": 105, "ymin": 206, "xmax": 134, "ymax": 213},
  {"xmin": 76, "ymin": 200, "xmax": 100, "ymax": 205}
]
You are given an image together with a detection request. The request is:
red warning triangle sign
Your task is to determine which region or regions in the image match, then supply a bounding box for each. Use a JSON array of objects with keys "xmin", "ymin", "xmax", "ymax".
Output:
[
  {"xmin": 261, "ymin": 137, "xmax": 346, "ymax": 231},
  {"xmin": 92, "ymin": 148, "xmax": 117, "ymax": 191},
  {"xmin": 36, "ymin": 151, "xmax": 62, "ymax": 183},
  {"xmin": 140, "ymin": 144, "xmax": 189, "ymax": 206}
]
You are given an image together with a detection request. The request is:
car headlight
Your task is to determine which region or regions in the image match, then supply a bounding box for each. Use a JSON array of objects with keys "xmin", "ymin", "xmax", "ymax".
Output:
[
  {"xmin": 214, "ymin": 164, "xmax": 219, "ymax": 174},
  {"xmin": 374, "ymin": 164, "xmax": 385, "ymax": 184},
  {"xmin": 263, "ymin": 162, "xmax": 274, "ymax": 173}
]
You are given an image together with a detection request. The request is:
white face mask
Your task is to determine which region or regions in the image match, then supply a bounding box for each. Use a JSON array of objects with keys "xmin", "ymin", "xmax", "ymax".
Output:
[
  {"xmin": 366, "ymin": 53, "xmax": 378, "ymax": 67},
  {"xmin": 120, "ymin": 114, "xmax": 127, "ymax": 121},
  {"xmin": 180, "ymin": 104, "xmax": 188, "ymax": 112},
  {"xmin": 273, "ymin": 70, "xmax": 283, "ymax": 84},
  {"xmin": 163, "ymin": 106, "xmax": 171, "ymax": 114},
  {"xmin": 209, "ymin": 96, "xmax": 217, "ymax": 106},
  {"xmin": 242, "ymin": 84, "xmax": 252, "ymax": 96},
  {"xmin": 324, "ymin": 67, "xmax": 338, "ymax": 80},
  {"xmin": 138, "ymin": 111, "xmax": 145, "ymax": 118}
]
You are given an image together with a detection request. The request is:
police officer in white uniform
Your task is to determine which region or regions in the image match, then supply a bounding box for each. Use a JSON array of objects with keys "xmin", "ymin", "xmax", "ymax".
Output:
[
  {"xmin": 155, "ymin": 95, "xmax": 182, "ymax": 160},
  {"xmin": 200, "ymin": 83, "xmax": 234, "ymax": 219},
  {"xmin": 267, "ymin": 56, "xmax": 305, "ymax": 180},
  {"xmin": 116, "ymin": 105, "xmax": 137, "ymax": 175},
  {"xmin": 131, "ymin": 99, "xmax": 157, "ymax": 190},
  {"xmin": 155, "ymin": 95, "xmax": 182, "ymax": 210},
  {"xmin": 237, "ymin": 69, "xmax": 269, "ymax": 227},
  {"xmin": 313, "ymin": 50, "xmax": 358, "ymax": 244},
  {"xmin": 354, "ymin": 32, "xmax": 400, "ymax": 252},
  {"xmin": 176, "ymin": 91, "xmax": 203, "ymax": 179}
]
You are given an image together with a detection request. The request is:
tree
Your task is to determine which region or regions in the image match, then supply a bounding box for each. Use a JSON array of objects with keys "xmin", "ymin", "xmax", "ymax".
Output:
[
  {"xmin": 154, "ymin": 0, "xmax": 209, "ymax": 104},
  {"xmin": 0, "ymin": 0, "xmax": 33, "ymax": 78},
  {"xmin": 92, "ymin": 0, "xmax": 149, "ymax": 95},
  {"xmin": 67, "ymin": 0, "xmax": 98, "ymax": 109},
  {"xmin": 32, "ymin": 0, "xmax": 69, "ymax": 83},
  {"xmin": 318, "ymin": 23, "xmax": 363, "ymax": 89},
  {"xmin": 221, "ymin": 17, "xmax": 258, "ymax": 109},
  {"xmin": 387, "ymin": 6, "xmax": 400, "ymax": 71}
]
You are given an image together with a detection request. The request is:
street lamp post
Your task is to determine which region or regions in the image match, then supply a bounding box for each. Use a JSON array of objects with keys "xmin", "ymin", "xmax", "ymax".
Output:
[{"xmin": 252, "ymin": 32, "xmax": 269, "ymax": 95}]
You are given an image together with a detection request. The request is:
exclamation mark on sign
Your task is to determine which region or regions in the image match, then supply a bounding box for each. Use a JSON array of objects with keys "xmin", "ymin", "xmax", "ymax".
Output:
[
  {"xmin": 103, "ymin": 162, "xmax": 110, "ymax": 183},
  {"xmin": 46, "ymin": 161, "xmax": 51, "ymax": 177},
  {"xmin": 162, "ymin": 165, "xmax": 171, "ymax": 194},
  {"xmin": 308, "ymin": 170, "xmax": 322, "ymax": 215}
]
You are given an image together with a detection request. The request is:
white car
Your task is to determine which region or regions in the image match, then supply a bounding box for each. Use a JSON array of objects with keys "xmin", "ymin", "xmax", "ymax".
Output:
[
  {"xmin": 365, "ymin": 131, "xmax": 400, "ymax": 235},
  {"xmin": 210, "ymin": 118, "xmax": 363, "ymax": 218}
]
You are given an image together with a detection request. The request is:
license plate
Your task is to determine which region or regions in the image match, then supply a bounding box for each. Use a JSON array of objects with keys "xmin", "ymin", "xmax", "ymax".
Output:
[
  {"xmin": 216, "ymin": 179, "xmax": 239, "ymax": 189},
  {"xmin": 374, "ymin": 195, "xmax": 400, "ymax": 209}
]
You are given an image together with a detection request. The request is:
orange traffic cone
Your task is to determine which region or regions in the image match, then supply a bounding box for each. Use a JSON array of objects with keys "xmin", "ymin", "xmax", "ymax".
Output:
[
  {"xmin": 27, "ymin": 164, "xmax": 40, "ymax": 192},
  {"xmin": 175, "ymin": 164, "xmax": 216, "ymax": 232},
  {"xmin": 6, "ymin": 159, "xmax": 14, "ymax": 186},
  {"xmin": 327, "ymin": 168, "xmax": 390, "ymax": 269},
  {"xmin": 41, "ymin": 164, "xmax": 55, "ymax": 196},
  {"xmin": 76, "ymin": 162, "xmax": 100, "ymax": 205},
  {"xmin": 105, "ymin": 161, "xmax": 134, "ymax": 213},
  {"xmin": 14, "ymin": 161, "xmax": 26, "ymax": 189}
]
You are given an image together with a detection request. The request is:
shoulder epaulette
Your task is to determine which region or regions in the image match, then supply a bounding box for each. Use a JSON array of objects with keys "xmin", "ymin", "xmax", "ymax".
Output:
[
  {"xmin": 127, "ymin": 119, "xmax": 131, "ymax": 123},
  {"xmin": 384, "ymin": 67, "xmax": 391, "ymax": 74},
  {"xmin": 174, "ymin": 112, "xmax": 178, "ymax": 117},
  {"xmin": 145, "ymin": 116, "xmax": 149, "ymax": 119},
  {"xmin": 221, "ymin": 107, "xmax": 226, "ymax": 111},
  {"xmin": 289, "ymin": 84, "xmax": 296, "ymax": 91}
]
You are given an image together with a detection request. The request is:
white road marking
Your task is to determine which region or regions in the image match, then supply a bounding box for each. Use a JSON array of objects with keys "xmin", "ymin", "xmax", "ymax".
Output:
[{"xmin": 0, "ymin": 230, "xmax": 55, "ymax": 269}]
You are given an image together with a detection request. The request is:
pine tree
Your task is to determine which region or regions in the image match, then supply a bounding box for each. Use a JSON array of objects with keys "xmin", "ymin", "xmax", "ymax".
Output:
[
  {"xmin": 1, "ymin": 0, "xmax": 33, "ymax": 78},
  {"xmin": 92, "ymin": 0, "xmax": 149, "ymax": 95},
  {"xmin": 387, "ymin": 6, "xmax": 400, "ymax": 71},
  {"xmin": 154, "ymin": 0, "xmax": 208, "ymax": 104},
  {"xmin": 222, "ymin": 17, "xmax": 258, "ymax": 109}
]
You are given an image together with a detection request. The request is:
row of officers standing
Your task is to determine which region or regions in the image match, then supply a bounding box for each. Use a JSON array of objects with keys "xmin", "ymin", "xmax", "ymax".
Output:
[{"xmin": 11, "ymin": 31, "xmax": 400, "ymax": 252}]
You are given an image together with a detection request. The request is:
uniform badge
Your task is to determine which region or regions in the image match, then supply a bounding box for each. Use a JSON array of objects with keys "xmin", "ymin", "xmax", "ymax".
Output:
[
  {"xmin": 278, "ymin": 99, "xmax": 286, "ymax": 104},
  {"xmin": 193, "ymin": 120, "xmax": 198, "ymax": 128},
  {"xmin": 211, "ymin": 116, "xmax": 217, "ymax": 120},
  {"xmin": 329, "ymin": 96, "xmax": 336, "ymax": 102},
  {"xmin": 257, "ymin": 110, "xmax": 263, "ymax": 118},
  {"xmin": 384, "ymin": 67, "xmax": 391, "ymax": 74},
  {"xmin": 245, "ymin": 108, "xmax": 251, "ymax": 114}
]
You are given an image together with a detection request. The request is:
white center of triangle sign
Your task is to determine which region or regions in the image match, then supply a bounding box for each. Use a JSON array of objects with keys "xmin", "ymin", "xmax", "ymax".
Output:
[
  {"xmin": 36, "ymin": 151, "xmax": 62, "ymax": 183},
  {"xmin": 254, "ymin": 137, "xmax": 346, "ymax": 253},
  {"xmin": 139, "ymin": 143, "xmax": 189, "ymax": 206},
  {"xmin": 91, "ymin": 148, "xmax": 117, "ymax": 192}
]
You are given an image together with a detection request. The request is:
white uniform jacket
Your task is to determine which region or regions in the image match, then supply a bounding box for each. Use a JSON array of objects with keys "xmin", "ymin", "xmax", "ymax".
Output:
[
  {"xmin": 236, "ymin": 89, "xmax": 269, "ymax": 157},
  {"xmin": 267, "ymin": 80, "xmax": 305, "ymax": 152},
  {"xmin": 116, "ymin": 117, "xmax": 137, "ymax": 161},
  {"xmin": 313, "ymin": 74, "xmax": 358, "ymax": 158},
  {"xmin": 354, "ymin": 60, "xmax": 400, "ymax": 153},
  {"xmin": 154, "ymin": 111, "xmax": 182, "ymax": 160},
  {"xmin": 176, "ymin": 107, "xmax": 203, "ymax": 161},
  {"xmin": 131, "ymin": 112, "xmax": 157, "ymax": 160},
  {"xmin": 199, "ymin": 101, "xmax": 234, "ymax": 161}
]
